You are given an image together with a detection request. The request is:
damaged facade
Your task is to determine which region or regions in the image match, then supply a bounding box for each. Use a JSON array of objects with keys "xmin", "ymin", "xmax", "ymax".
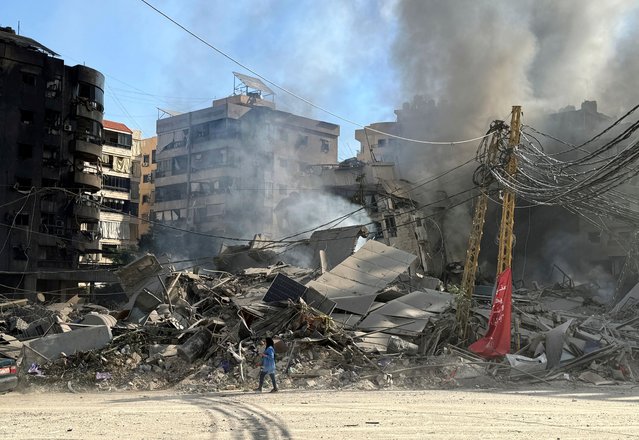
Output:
[
  {"xmin": 152, "ymin": 73, "xmax": 339, "ymax": 251},
  {"xmin": 0, "ymin": 26, "xmax": 109, "ymax": 296}
]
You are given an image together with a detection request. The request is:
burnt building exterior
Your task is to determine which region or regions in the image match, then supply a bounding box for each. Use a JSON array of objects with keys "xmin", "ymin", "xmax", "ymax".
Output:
[{"xmin": 0, "ymin": 27, "xmax": 109, "ymax": 297}]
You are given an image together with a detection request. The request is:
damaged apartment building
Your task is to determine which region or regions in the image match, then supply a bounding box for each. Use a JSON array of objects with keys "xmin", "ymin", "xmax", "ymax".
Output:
[
  {"xmin": 0, "ymin": 27, "xmax": 117, "ymax": 296},
  {"xmin": 90, "ymin": 120, "xmax": 141, "ymax": 265},
  {"xmin": 151, "ymin": 73, "xmax": 339, "ymax": 249}
]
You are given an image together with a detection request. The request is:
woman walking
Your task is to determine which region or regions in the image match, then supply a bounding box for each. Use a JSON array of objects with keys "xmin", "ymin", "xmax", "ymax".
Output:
[{"xmin": 255, "ymin": 337, "xmax": 278, "ymax": 392}]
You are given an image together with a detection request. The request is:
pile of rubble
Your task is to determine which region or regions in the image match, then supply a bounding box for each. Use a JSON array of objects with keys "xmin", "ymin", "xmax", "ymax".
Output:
[{"xmin": 2, "ymin": 226, "xmax": 639, "ymax": 393}]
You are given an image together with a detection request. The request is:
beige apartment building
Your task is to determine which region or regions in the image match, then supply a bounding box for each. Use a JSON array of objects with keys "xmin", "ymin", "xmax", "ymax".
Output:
[
  {"xmin": 153, "ymin": 75, "xmax": 339, "ymax": 244},
  {"xmin": 139, "ymin": 136, "xmax": 157, "ymax": 236},
  {"xmin": 96, "ymin": 120, "xmax": 141, "ymax": 264}
]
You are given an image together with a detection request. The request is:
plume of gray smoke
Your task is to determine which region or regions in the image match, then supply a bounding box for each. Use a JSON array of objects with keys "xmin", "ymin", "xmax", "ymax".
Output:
[{"xmin": 390, "ymin": 1, "xmax": 639, "ymax": 286}]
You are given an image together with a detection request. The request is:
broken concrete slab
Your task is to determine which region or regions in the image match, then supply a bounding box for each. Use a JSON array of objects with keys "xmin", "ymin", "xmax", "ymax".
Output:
[
  {"xmin": 306, "ymin": 240, "xmax": 417, "ymax": 315},
  {"xmin": 23, "ymin": 325, "xmax": 112, "ymax": 365}
]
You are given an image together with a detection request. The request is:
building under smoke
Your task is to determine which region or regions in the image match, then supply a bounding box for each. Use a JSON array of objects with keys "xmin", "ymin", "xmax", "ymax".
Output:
[{"xmin": 151, "ymin": 73, "xmax": 340, "ymax": 258}]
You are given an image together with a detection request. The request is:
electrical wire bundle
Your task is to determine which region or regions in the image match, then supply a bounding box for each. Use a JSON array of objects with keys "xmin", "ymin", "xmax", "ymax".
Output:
[{"xmin": 480, "ymin": 105, "xmax": 639, "ymax": 230}]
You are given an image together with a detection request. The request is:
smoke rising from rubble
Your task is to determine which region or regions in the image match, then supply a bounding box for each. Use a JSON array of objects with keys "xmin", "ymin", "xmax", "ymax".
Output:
[{"xmin": 391, "ymin": 1, "xmax": 639, "ymax": 287}]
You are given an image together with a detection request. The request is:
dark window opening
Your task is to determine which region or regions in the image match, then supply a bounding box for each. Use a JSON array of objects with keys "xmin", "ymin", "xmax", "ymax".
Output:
[
  {"xmin": 151, "ymin": 149, "xmax": 156, "ymax": 163},
  {"xmin": 18, "ymin": 143, "xmax": 33, "ymax": 160},
  {"xmin": 12, "ymin": 245, "xmax": 28, "ymax": 261},
  {"xmin": 142, "ymin": 195, "xmax": 150, "ymax": 204},
  {"xmin": 378, "ymin": 139, "xmax": 386, "ymax": 148},
  {"xmin": 15, "ymin": 213, "xmax": 29, "ymax": 226},
  {"xmin": 22, "ymin": 73, "xmax": 36, "ymax": 86},
  {"xmin": 142, "ymin": 154, "xmax": 150, "ymax": 166},
  {"xmin": 384, "ymin": 216, "xmax": 398, "ymax": 238},
  {"xmin": 321, "ymin": 139, "xmax": 330, "ymax": 153},
  {"xmin": 78, "ymin": 82, "xmax": 104, "ymax": 112},
  {"xmin": 20, "ymin": 110, "xmax": 34, "ymax": 125},
  {"xmin": 102, "ymin": 175, "xmax": 131, "ymax": 192},
  {"xmin": 104, "ymin": 130, "xmax": 132, "ymax": 148},
  {"xmin": 588, "ymin": 231, "xmax": 601, "ymax": 243},
  {"xmin": 15, "ymin": 176, "xmax": 32, "ymax": 191}
]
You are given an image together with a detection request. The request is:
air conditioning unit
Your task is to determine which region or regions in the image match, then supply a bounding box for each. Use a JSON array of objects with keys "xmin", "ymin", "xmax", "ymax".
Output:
[{"xmin": 63, "ymin": 124, "xmax": 73, "ymax": 132}]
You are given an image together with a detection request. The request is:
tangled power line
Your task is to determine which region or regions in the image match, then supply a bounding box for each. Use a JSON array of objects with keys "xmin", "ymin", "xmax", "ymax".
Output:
[{"xmin": 476, "ymin": 105, "xmax": 639, "ymax": 231}]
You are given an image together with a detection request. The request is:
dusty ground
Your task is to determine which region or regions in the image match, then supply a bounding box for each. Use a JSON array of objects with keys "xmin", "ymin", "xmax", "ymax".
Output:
[{"xmin": 2, "ymin": 384, "xmax": 639, "ymax": 439}]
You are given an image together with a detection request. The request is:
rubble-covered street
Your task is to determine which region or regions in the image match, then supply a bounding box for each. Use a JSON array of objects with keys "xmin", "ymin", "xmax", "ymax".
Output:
[{"xmin": 3, "ymin": 235, "xmax": 639, "ymax": 396}]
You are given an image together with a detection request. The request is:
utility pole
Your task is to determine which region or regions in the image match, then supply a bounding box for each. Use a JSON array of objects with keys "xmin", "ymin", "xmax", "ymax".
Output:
[
  {"xmin": 456, "ymin": 107, "xmax": 521, "ymax": 341},
  {"xmin": 497, "ymin": 106, "xmax": 521, "ymax": 274}
]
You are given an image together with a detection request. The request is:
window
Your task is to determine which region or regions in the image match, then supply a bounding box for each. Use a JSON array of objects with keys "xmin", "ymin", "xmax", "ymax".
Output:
[
  {"xmin": 18, "ymin": 143, "xmax": 33, "ymax": 160},
  {"xmin": 151, "ymin": 150, "xmax": 156, "ymax": 163},
  {"xmin": 78, "ymin": 82, "xmax": 104, "ymax": 112},
  {"xmin": 321, "ymin": 139, "xmax": 330, "ymax": 153},
  {"xmin": 20, "ymin": 110, "xmax": 34, "ymax": 125},
  {"xmin": 15, "ymin": 176, "xmax": 32, "ymax": 191},
  {"xmin": 15, "ymin": 213, "xmax": 29, "ymax": 226},
  {"xmin": 378, "ymin": 139, "xmax": 386, "ymax": 148},
  {"xmin": 384, "ymin": 216, "xmax": 397, "ymax": 238},
  {"xmin": 143, "ymin": 154, "xmax": 150, "ymax": 167},
  {"xmin": 22, "ymin": 72, "xmax": 36, "ymax": 86},
  {"xmin": 142, "ymin": 195, "xmax": 150, "ymax": 204},
  {"xmin": 143, "ymin": 174, "xmax": 151, "ymax": 183}
]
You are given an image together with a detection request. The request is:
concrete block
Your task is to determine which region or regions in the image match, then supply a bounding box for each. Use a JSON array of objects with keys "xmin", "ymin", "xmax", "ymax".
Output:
[{"xmin": 24, "ymin": 325, "xmax": 112, "ymax": 364}]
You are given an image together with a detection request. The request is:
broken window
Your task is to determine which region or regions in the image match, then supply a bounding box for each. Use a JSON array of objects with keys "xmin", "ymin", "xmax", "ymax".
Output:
[
  {"xmin": 143, "ymin": 174, "xmax": 151, "ymax": 183},
  {"xmin": 20, "ymin": 110, "xmax": 34, "ymax": 125},
  {"xmin": 384, "ymin": 216, "xmax": 398, "ymax": 238},
  {"xmin": 18, "ymin": 143, "xmax": 33, "ymax": 160},
  {"xmin": 45, "ymin": 109, "xmax": 61, "ymax": 133},
  {"xmin": 143, "ymin": 154, "xmax": 150, "ymax": 167},
  {"xmin": 321, "ymin": 139, "xmax": 330, "ymax": 153},
  {"xmin": 77, "ymin": 82, "xmax": 104, "ymax": 112},
  {"xmin": 142, "ymin": 194, "xmax": 150, "ymax": 204},
  {"xmin": 45, "ymin": 77, "xmax": 61, "ymax": 98}
]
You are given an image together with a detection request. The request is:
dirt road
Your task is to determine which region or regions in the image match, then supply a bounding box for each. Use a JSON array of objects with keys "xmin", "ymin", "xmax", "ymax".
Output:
[{"xmin": 2, "ymin": 385, "xmax": 639, "ymax": 439}]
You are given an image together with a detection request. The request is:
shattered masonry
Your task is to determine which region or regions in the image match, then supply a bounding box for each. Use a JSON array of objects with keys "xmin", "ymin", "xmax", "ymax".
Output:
[{"xmin": 2, "ymin": 232, "xmax": 639, "ymax": 393}]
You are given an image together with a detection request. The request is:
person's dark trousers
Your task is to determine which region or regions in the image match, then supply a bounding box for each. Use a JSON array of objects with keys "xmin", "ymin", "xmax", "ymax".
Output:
[{"xmin": 258, "ymin": 371, "xmax": 277, "ymax": 390}]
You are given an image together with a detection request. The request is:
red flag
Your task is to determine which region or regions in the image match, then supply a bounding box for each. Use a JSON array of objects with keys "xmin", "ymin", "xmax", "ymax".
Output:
[{"xmin": 469, "ymin": 268, "xmax": 512, "ymax": 358}]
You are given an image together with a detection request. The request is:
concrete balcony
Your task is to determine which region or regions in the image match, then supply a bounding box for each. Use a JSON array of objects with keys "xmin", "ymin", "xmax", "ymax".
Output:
[
  {"xmin": 72, "ymin": 139, "xmax": 102, "ymax": 160},
  {"xmin": 74, "ymin": 171, "xmax": 101, "ymax": 191},
  {"xmin": 73, "ymin": 202, "xmax": 100, "ymax": 222}
]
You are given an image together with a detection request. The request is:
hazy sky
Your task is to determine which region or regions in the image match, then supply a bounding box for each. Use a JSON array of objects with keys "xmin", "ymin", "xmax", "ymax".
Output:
[
  {"xmin": 4, "ymin": 1, "xmax": 639, "ymax": 162},
  {"xmin": 4, "ymin": 0, "xmax": 400, "ymax": 160}
]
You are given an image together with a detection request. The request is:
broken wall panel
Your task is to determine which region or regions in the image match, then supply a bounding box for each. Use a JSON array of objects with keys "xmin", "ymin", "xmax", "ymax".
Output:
[{"xmin": 306, "ymin": 240, "xmax": 417, "ymax": 315}]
